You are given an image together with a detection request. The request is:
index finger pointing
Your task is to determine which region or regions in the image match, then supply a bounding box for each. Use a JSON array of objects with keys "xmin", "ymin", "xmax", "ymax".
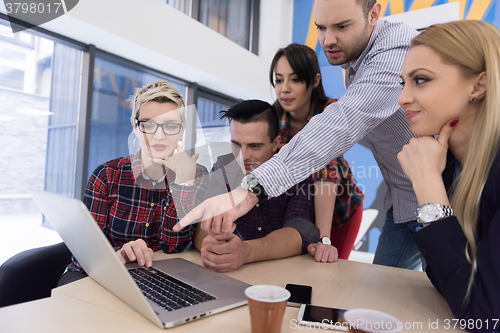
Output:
[{"xmin": 173, "ymin": 204, "xmax": 204, "ymax": 231}]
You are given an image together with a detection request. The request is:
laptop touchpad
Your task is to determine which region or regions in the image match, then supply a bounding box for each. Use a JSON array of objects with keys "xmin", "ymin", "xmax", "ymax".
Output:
[{"xmin": 178, "ymin": 270, "xmax": 223, "ymax": 285}]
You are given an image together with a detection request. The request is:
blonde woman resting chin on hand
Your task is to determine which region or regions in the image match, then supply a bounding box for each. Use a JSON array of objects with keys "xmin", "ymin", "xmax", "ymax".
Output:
[
  {"xmin": 397, "ymin": 20, "xmax": 500, "ymax": 325},
  {"xmin": 58, "ymin": 80, "xmax": 208, "ymax": 286}
]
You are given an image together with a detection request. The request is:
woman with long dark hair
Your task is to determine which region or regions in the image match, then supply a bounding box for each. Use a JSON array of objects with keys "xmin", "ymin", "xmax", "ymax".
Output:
[{"xmin": 270, "ymin": 43, "xmax": 364, "ymax": 262}]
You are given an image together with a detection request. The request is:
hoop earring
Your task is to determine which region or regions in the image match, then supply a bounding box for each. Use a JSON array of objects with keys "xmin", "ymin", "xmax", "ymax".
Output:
[
  {"xmin": 133, "ymin": 137, "xmax": 141, "ymax": 149},
  {"xmin": 471, "ymin": 97, "xmax": 479, "ymax": 103}
]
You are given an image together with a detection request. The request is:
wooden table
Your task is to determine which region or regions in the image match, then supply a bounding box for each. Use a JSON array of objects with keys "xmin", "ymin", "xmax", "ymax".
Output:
[{"xmin": 0, "ymin": 249, "xmax": 463, "ymax": 332}]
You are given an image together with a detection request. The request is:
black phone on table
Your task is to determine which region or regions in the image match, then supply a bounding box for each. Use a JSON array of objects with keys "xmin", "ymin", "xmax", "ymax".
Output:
[
  {"xmin": 297, "ymin": 304, "xmax": 348, "ymax": 331},
  {"xmin": 285, "ymin": 283, "xmax": 312, "ymax": 307}
]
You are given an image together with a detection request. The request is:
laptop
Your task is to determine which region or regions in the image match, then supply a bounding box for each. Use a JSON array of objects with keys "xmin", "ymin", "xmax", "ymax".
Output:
[{"xmin": 29, "ymin": 188, "xmax": 250, "ymax": 328}]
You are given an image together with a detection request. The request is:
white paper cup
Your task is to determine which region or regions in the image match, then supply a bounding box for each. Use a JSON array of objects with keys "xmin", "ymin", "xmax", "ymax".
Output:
[{"xmin": 343, "ymin": 309, "xmax": 402, "ymax": 333}]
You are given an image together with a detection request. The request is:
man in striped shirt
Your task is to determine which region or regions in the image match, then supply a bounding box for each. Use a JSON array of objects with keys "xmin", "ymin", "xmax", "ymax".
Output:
[{"xmin": 177, "ymin": 0, "xmax": 422, "ymax": 270}]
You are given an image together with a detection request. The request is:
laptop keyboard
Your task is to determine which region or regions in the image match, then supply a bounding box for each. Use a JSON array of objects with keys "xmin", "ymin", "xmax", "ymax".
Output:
[{"xmin": 129, "ymin": 267, "xmax": 217, "ymax": 312}]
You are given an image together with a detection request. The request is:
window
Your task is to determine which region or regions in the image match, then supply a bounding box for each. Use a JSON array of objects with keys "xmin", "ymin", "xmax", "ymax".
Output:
[
  {"xmin": 193, "ymin": 89, "xmax": 237, "ymax": 170},
  {"xmin": 0, "ymin": 29, "xmax": 46, "ymax": 93},
  {"xmin": 87, "ymin": 52, "xmax": 187, "ymax": 179},
  {"xmin": 166, "ymin": 0, "xmax": 259, "ymax": 53},
  {"xmin": 0, "ymin": 64, "xmax": 24, "ymax": 90},
  {"xmin": 165, "ymin": 0, "xmax": 194, "ymax": 16},
  {"xmin": 0, "ymin": 18, "xmax": 83, "ymax": 262},
  {"xmin": 0, "ymin": 13, "xmax": 239, "ymax": 265}
]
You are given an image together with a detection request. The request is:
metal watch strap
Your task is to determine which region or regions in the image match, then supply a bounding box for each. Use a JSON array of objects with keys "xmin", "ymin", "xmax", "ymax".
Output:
[
  {"xmin": 416, "ymin": 203, "xmax": 454, "ymax": 225},
  {"xmin": 442, "ymin": 205, "xmax": 454, "ymax": 217}
]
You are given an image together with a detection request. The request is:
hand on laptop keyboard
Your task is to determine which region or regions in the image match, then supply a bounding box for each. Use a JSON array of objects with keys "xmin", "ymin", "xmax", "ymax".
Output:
[{"xmin": 117, "ymin": 239, "xmax": 155, "ymax": 267}]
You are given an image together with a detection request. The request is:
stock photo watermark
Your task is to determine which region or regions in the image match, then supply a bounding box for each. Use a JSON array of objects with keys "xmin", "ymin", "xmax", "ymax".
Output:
[
  {"xmin": 2, "ymin": 0, "xmax": 79, "ymax": 33},
  {"xmin": 290, "ymin": 318, "xmax": 500, "ymax": 331}
]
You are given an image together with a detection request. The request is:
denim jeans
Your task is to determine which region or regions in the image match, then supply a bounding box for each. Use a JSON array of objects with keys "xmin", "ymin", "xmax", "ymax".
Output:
[{"xmin": 373, "ymin": 207, "xmax": 423, "ymax": 270}]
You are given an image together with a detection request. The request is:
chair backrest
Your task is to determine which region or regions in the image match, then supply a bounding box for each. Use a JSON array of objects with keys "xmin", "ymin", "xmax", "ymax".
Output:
[
  {"xmin": 353, "ymin": 208, "xmax": 379, "ymax": 250},
  {"xmin": 0, "ymin": 242, "xmax": 72, "ymax": 307},
  {"xmin": 330, "ymin": 204, "xmax": 364, "ymax": 260}
]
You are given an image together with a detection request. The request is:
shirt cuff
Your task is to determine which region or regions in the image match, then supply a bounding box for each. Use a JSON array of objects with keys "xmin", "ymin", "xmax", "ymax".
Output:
[
  {"xmin": 252, "ymin": 157, "xmax": 297, "ymax": 198},
  {"xmin": 415, "ymin": 224, "xmax": 426, "ymax": 232},
  {"xmin": 169, "ymin": 183, "xmax": 197, "ymax": 215},
  {"xmin": 284, "ymin": 218, "xmax": 320, "ymax": 245},
  {"xmin": 412, "ymin": 216, "xmax": 468, "ymax": 273}
]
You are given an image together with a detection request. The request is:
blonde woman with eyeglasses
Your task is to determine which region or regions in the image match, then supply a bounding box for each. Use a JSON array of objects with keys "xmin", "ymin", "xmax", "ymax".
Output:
[
  {"xmin": 58, "ymin": 80, "xmax": 207, "ymax": 285},
  {"xmin": 398, "ymin": 20, "xmax": 500, "ymax": 324}
]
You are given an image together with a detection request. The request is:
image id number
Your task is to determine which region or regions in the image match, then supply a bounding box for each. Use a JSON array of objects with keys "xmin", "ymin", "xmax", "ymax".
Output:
[
  {"xmin": 6, "ymin": 2, "xmax": 63, "ymax": 14},
  {"xmin": 444, "ymin": 319, "xmax": 499, "ymax": 330}
]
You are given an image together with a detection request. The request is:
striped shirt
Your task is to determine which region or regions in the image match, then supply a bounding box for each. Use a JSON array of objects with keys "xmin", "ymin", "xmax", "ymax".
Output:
[
  {"xmin": 252, "ymin": 20, "xmax": 419, "ymax": 223},
  {"xmin": 68, "ymin": 153, "xmax": 208, "ymax": 273},
  {"xmin": 278, "ymin": 98, "xmax": 364, "ymax": 227}
]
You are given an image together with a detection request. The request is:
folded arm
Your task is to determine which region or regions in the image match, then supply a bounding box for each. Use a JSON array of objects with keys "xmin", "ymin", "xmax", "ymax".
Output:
[{"xmin": 200, "ymin": 227, "xmax": 303, "ymax": 273}]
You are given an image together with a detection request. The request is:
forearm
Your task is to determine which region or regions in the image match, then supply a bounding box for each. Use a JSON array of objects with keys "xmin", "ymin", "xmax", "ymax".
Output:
[
  {"xmin": 173, "ymin": 166, "xmax": 196, "ymax": 185},
  {"xmin": 314, "ymin": 181, "xmax": 337, "ymax": 238},
  {"xmin": 412, "ymin": 173, "xmax": 450, "ymax": 206},
  {"xmin": 171, "ymin": 165, "xmax": 209, "ymax": 215},
  {"xmin": 243, "ymin": 227, "xmax": 302, "ymax": 264}
]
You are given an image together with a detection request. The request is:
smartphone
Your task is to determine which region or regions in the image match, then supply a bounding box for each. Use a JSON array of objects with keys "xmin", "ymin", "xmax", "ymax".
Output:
[
  {"xmin": 285, "ymin": 284, "xmax": 312, "ymax": 307},
  {"xmin": 297, "ymin": 304, "xmax": 348, "ymax": 331}
]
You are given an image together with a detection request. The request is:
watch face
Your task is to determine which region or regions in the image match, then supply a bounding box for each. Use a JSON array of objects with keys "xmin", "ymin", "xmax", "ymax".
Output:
[
  {"xmin": 242, "ymin": 174, "xmax": 259, "ymax": 190},
  {"xmin": 419, "ymin": 204, "xmax": 441, "ymax": 223}
]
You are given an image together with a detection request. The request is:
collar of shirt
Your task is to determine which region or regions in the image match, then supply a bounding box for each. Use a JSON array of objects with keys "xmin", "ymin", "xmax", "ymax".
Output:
[
  {"xmin": 279, "ymin": 105, "xmax": 317, "ymax": 139},
  {"xmin": 130, "ymin": 151, "xmax": 171, "ymax": 183},
  {"xmin": 340, "ymin": 20, "xmax": 384, "ymax": 75}
]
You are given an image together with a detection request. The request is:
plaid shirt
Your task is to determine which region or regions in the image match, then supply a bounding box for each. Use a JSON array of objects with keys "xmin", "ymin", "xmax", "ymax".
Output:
[
  {"xmin": 207, "ymin": 153, "xmax": 315, "ymax": 253},
  {"xmin": 68, "ymin": 152, "xmax": 208, "ymax": 273},
  {"xmin": 278, "ymin": 98, "xmax": 364, "ymax": 227}
]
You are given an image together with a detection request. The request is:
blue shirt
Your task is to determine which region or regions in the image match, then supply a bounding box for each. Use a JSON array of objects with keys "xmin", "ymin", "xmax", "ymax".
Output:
[{"xmin": 252, "ymin": 20, "xmax": 419, "ymax": 223}]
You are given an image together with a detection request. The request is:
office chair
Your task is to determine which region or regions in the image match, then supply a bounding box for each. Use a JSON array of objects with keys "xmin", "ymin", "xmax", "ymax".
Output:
[
  {"xmin": 353, "ymin": 209, "xmax": 379, "ymax": 251},
  {"xmin": 329, "ymin": 204, "xmax": 364, "ymax": 260},
  {"xmin": 0, "ymin": 242, "xmax": 72, "ymax": 308}
]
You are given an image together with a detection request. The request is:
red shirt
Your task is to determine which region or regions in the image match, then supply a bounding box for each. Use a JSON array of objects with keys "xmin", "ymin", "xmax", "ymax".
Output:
[{"xmin": 68, "ymin": 152, "xmax": 208, "ymax": 273}]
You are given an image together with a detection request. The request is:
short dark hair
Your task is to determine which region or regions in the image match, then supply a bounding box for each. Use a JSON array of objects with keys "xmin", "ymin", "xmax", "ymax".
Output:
[
  {"xmin": 220, "ymin": 100, "xmax": 279, "ymax": 142},
  {"xmin": 269, "ymin": 43, "xmax": 329, "ymax": 114},
  {"xmin": 356, "ymin": 0, "xmax": 376, "ymax": 17}
]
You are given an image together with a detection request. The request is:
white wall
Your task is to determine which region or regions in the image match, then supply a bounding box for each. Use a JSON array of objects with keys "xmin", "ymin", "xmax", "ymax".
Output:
[
  {"xmin": 1, "ymin": 0, "xmax": 294, "ymax": 102},
  {"xmin": 259, "ymin": 0, "xmax": 294, "ymax": 65}
]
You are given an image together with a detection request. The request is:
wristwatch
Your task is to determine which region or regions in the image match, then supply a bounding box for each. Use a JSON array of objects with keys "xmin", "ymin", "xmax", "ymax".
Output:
[
  {"xmin": 416, "ymin": 202, "xmax": 454, "ymax": 225},
  {"xmin": 321, "ymin": 237, "xmax": 331, "ymax": 245},
  {"xmin": 241, "ymin": 174, "xmax": 268, "ymax": 203}
]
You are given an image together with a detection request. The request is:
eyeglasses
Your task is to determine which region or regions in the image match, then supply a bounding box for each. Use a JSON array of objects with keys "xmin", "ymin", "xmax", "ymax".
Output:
[{"xmin": 135, "ymin": 119, "xmax": 183, "ymax": 135}]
